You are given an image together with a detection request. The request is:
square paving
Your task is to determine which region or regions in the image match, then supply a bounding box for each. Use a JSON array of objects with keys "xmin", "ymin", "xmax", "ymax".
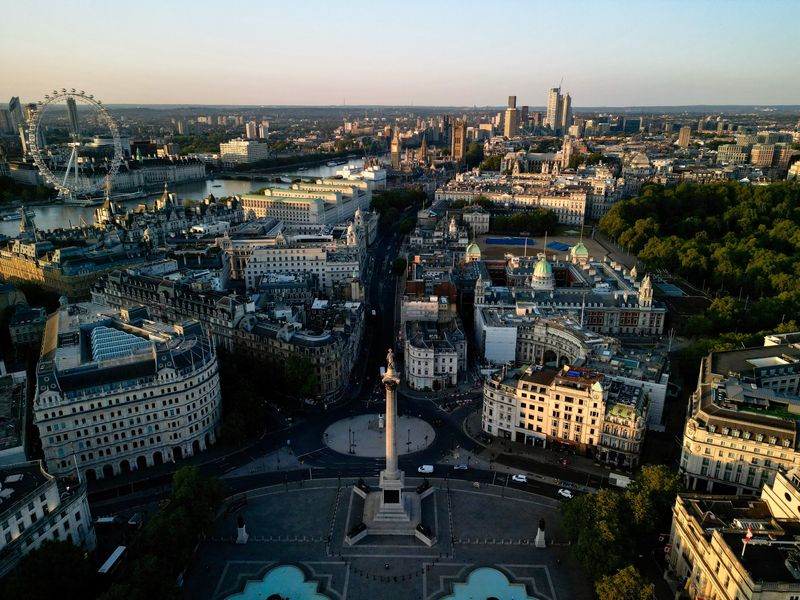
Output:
[{"xmin": 181, "ymin": 478, "xmax": 593, "ymax": 600}]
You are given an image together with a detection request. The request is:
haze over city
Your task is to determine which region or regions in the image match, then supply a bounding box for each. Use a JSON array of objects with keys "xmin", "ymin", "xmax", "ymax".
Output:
[{"xmin": 1, "ymin": 0, "xmax": 799, "ymax": 106}]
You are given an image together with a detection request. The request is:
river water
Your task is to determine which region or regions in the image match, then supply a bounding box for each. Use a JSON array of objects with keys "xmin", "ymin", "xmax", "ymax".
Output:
[{"xmin": 0, "ymin": 158, "xmax": 368, "ymax": 237}]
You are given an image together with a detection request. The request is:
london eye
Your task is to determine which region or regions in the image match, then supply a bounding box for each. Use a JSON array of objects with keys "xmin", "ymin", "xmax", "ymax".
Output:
[{"xmin": 27, "ymin": 89, "xmax": 123, "ymax": 198}]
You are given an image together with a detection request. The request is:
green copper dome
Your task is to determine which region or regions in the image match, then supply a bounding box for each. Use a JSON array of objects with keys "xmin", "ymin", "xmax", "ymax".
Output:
[
  {"xmin": 466, "ymin": 242, "xmax": 481, "ymax": 257},
  {"xmin": 533, "ymin": 257, "xmax": 552, "ymax": 277},
  {"xmin": 570, "ymin": 242, "xmax": 589, "ymax": 258}
]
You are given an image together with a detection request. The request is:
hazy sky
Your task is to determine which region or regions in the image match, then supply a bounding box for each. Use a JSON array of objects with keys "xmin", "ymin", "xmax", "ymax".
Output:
[{"xmin": 1, "ymin": 0, "xmax": 798, "ymax": 106}]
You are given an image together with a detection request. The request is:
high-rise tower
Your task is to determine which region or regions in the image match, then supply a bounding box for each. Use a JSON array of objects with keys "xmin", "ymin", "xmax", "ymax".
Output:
[
  {"xmin": 546, "ymin": 88, "xmax": 562, "ymax": 133},
  {"xmin": 504, "ymin": 95, "xmax": 519, "ymax": 138}
]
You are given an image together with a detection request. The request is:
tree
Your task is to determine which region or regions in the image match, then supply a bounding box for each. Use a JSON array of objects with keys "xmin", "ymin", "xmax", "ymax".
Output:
[
  {"xmin": 595, "ymin": 566, "xmax": 654, "ymax": 600},
  {"xmin": 100, "ymin": 469, "xmax": 222, "ymax": 600},
  {"xmin": 624, "ymin": 465, "xmax": 680, "ymax": 533},
  {"xmin": 0, "ymin": 540, "xmax": 96, "ymax": 600},
  {"xmin": 561, "ymin": 489, "xmax": 632, "ymax": 580},
  {"xmin": 286, "ymin": 355, "xmax": 318, "ymax": 397},
  {"xmin": 480, "ymin": 155, "xmax": 502, "ymax": 171},
  {"xmin": 392, "ymin": 257, "xmax": 408, "ymax": 276},
  {"xmin": 464, "ymin": 141, "xmax": 484, "ymax": 169}
]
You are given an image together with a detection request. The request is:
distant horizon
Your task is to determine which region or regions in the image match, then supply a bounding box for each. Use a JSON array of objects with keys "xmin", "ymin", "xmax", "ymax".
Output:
[
  {"xmin": 10, "ymin": 101, "xmax": 799, "ymax": 112},
  {"xmin": 2, "ymin": 0, "xmax": 798, "ymax": 106}
]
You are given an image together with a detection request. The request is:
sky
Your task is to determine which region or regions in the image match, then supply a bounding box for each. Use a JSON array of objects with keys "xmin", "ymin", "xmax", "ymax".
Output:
[{"xmin": 1, "ymin": 0, "xmax": 799, "ymax": 107}]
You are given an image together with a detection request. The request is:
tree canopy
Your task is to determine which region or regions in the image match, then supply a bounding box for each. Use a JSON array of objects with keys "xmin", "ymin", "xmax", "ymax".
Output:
[
  {"xmin": 464, "ymin": 141, "xmax": 484, "ymax": 169},
  {"xmin": 480, "ymin": 155, "xmax": 502, "ymax": 171},
  {"xmin": 0, "ymin": 540, "xmax": 95, "ymax": 600},
  {"xmin": 595, "ymin": 566, "xmax": 654, "ymax": 600},
  {"xmin": 599, "ymin": 181, "xmax": 800, "ymax": 335},
  {"xmin": 99, "ymin": 467, "xmax": 222, "ymax": 600},
  {"xmin": 490, "ymin": 209, "xmax": 558, "ymax": 235},
  {"xmin": 561, "ymin": 466, "xmax": 681, "ymax": 583}
]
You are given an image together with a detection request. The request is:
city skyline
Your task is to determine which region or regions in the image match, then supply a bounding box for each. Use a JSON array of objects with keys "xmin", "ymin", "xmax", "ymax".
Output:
[{"xmin": 1, "ymin": 0, "xmax": 799, "ymax": 106}]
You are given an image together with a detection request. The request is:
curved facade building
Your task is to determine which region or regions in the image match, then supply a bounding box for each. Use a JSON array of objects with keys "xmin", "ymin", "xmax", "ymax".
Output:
[{"xmin": 34, "ymin": 302, "xmax": 221, "ymax": 481}]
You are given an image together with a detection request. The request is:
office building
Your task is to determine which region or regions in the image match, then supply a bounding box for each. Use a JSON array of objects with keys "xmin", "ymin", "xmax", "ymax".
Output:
[
  {"xmin": 544, "ymin": 87, "xmax": 573, "ymax": 135},
  {"xmin": 240, "ymin": 180, "xmax": 371, "ymax": 228},
  {"xmin": 0, "ymin": 237, "xmax": 150, "ymax": 299},
  {"xmin": 481, "ymin": 364, "xmax": 648, "ymax": 467},
  {"xmin": 560, "ymin": 93, "xmax": 572, "ymax": 134},
  {"xmin": 504, "ymin": 96, "xmax": 519, "ymax": 138},
  {"xmin": 92, "ymin": 264, "xmax": 365, "ymax": 402},
  {"xmin": 451, "ymin": 119, "xmax": 466, "ymax": 164},
  {"xmin": 677, "ymin": 126, "xmax": 691, "ymax": 148},
  {"xmin": 219, "ymin": 139, "xmax": 270, "ymax": 165},
  {"xmin": 8, "ymin": 97, "xmax": 24, "ymax": 132},
  {"xmin": 245, "ymin": 121, "xmax": 258, "ymax": 140},
  {"xmin": 404, "ymin": 319, "xmax": 467, "ymax": 391},
  {"xmin": 218, "ymin": 218, "xmax": 365, "ymax": 293},
  {"xmin": 668, "ymin": 468, "xmax": 800, "ymax": 600},
  {"xmin": 680, "ymin": 338, "xmax": 800, "ymax": 495},
  {"xmin": 0, "ymin": 363, "xmax": 27, "ymax": 466},
  {"xmin": 546, "ymin": 88, "xmax": 561, "ymax": 133},
  {"xmin": 34, "ymin": 301, "xmax": 222, "ymax": 480},
  {"xmin": 258, "ymin": 122, "xmax": 269, "ymax": 139},
  {"xmin": 0, "ymin": 108, "xmax": 12, "ymax": 134},
  {"xmin": 0, "ymin": 460, "xmax": 95, "ymax": 578}
]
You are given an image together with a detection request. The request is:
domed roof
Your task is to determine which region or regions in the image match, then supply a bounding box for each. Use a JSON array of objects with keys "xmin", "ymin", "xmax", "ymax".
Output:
[
  {"xmin": 570, "ymin": 242, "xmax": 589, "ymax": 258},
  {"xmin": 466, "ymin": 242, "xmax": 481, "ymax": 257},
  {"xmin": 533, "ymin": 257, "xmax": 552, "ymax": 277}
]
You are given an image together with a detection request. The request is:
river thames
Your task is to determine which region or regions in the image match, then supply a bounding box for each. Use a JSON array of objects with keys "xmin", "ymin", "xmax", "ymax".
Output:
[{"xmin": 0, "ymin": 158, "xmax": 367, "ymax": 237}]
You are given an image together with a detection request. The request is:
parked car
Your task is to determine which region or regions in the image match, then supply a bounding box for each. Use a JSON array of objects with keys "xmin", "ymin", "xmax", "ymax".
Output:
[
  {"xmin": 127, "ymin": 512, "xmax": 144, "ymax": 530},
  {"xmin": 453, "ymin": 464, "xmax": 468, "ymax": 471},
  {"xmin": 511, "ymin": 474, "xmax": 528, "ymax": 483},
  {"xmin": 557, "ymin": 489, "xmax": 574, "ymax": 499},
  {"xmin": 417, "ymin": 465, "xmax": 434, "ymax": 474}
]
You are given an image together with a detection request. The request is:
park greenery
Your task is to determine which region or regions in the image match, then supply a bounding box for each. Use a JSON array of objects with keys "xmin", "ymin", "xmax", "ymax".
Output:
[
  {"xmin": 464, "ymin": 141, "xmax": 484, "ymax": 169},
  {"xmin": 600, "ymin": 181, "xmax": 800, "ymax": 340},
  {"xmin": 226, "ymin": 149, "xmax": 354, "ymax": 172},
  {"xmin": 392, "ymin": 257, "xmax": 408, "ymax": 276},
  {"xmin": 561, "ymin": 465, "xmax": 679, "ymax": 587},
  {"xmin": 479, "ymin": 155, "xmax": 502, "ymax": 171},
  {"xmin": 567, "ymin": 152, "xmax": 604, "ymax": 170},
  {"xmin": 0, "ymin": 176, "xmax": 58, "ymax": 204},
  {"xmin": 490, "ymin": 208, "xmax": 559, "ymax": 236},
  {"xmin": 370, "ymin": 186, "xmax": 426, "ymax": 232},
  {"xmin": 449, "ymin": 196, "xmax": 493, "ymax": 211}
]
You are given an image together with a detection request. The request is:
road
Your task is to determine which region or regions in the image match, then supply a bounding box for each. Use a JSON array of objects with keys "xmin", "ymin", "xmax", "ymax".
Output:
[{"xmin": 87, "ymin": 220, "xmax": 593, "ymax": 516}]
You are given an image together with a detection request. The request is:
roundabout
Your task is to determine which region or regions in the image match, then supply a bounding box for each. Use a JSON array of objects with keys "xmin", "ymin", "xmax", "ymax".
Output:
[{"xmin": 323, "ymin": 414, "xmax": 435, "ymax": 457}]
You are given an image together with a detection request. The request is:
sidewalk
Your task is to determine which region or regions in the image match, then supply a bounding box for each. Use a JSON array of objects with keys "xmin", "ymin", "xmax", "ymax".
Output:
[{"xmin": 462, "ymin": 410, "xmax": 612, "ymax": 485}]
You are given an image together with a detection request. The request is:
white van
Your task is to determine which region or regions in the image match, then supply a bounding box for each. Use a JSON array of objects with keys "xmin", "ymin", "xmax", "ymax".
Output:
[{"xmin": 417, "ymin": 465, "xmax": 434, "ymax": 474}]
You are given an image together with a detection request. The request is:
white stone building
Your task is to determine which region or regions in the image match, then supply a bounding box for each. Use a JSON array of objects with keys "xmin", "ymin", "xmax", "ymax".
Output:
[
  {"xmin": 481, "ymin": 364, "xmax": 649, "ymax": 467},
  {"xmin": 680, "ymin": 340, "xmax": 800, "ymax": 495},
  {"xmin": 668, "ymin": 468, "xmax": 800, "ymax": 600},
  {"xmin": 219, "ymin": 139, "xmax": 270, "ymax": 165},
  {"xmin": 0, "ymin": 461, "xmax": 95, "ymax": 578},
  {"xmin": 34, "ymin": 302, "xmax": 222, "ymax": 481}
]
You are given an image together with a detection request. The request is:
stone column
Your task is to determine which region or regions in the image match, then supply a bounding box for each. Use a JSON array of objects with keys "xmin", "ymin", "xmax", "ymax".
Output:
[{"xmin": 384, "ymin": 377, "xmax": 399, "ymax": 479}]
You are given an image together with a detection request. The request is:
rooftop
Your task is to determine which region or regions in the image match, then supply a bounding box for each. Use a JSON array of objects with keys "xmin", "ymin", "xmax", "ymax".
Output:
[{"xmin": 0, "ymin": 462, "xmax": 50, "ymax": 521}]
